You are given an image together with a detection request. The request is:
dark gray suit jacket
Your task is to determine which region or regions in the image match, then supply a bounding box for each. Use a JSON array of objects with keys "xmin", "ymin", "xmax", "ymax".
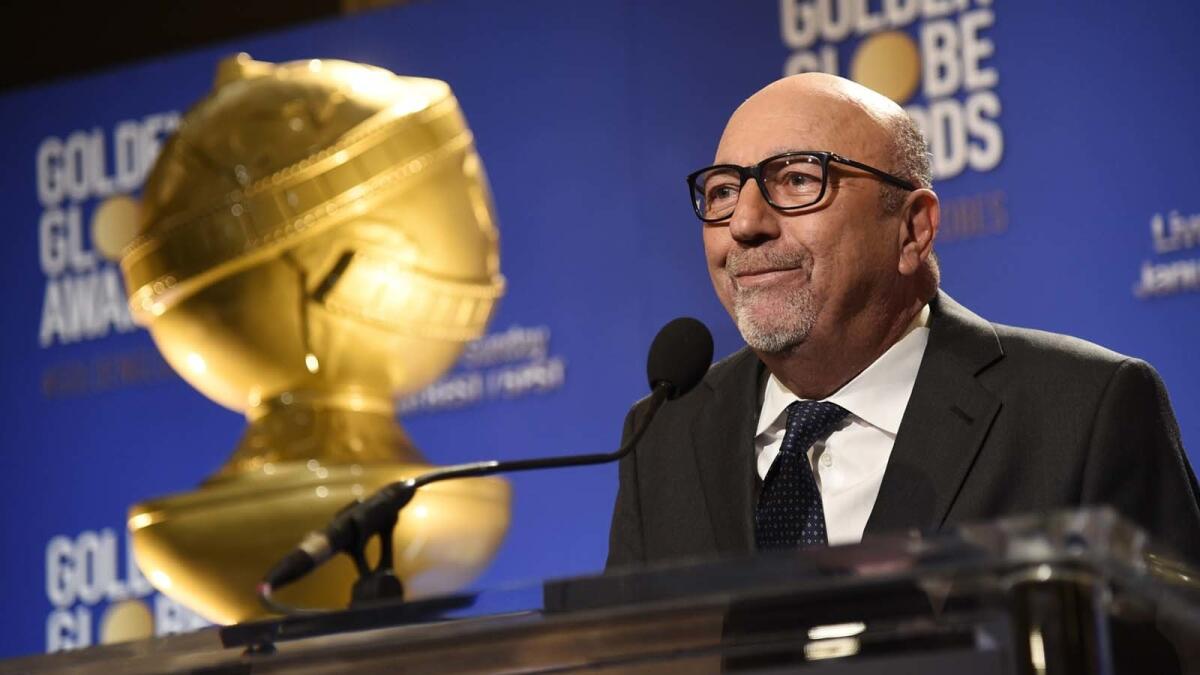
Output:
[{"xmin": 608, "ymin": 292, "xmax": 1200, "ymax": 567}]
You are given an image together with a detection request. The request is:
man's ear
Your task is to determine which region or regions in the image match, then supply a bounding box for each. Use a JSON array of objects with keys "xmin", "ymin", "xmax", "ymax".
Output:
[{"xmin": 897, "ymin": 188, "xmax": 939, "ymax": 277}]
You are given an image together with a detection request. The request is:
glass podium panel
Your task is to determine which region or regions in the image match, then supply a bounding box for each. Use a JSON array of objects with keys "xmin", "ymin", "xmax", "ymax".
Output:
[{"xmin": 5, "ymin": 508, "xmax": 1198, "ymax": 674}]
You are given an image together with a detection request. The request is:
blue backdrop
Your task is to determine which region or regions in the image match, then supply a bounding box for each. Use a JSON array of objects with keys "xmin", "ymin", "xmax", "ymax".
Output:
[{"xmin": 2, "ymin": 0, "xmax": 1198, "ymax": 658}]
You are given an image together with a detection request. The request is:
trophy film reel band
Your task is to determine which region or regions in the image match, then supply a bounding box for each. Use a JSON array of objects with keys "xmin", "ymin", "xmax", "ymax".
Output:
[
  {"xmin": 120, "ymin": 93, "xmax": 500, "ymax": 338},
  {"xmin": 318, "ymin": 245, "xmax": 506, "ymax": 343}
]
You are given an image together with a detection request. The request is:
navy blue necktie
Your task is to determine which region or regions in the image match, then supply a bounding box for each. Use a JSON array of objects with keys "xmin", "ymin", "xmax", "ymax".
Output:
[{"xmin": 755, "ymin": 400, "xmax": 849, "ymax": 550}]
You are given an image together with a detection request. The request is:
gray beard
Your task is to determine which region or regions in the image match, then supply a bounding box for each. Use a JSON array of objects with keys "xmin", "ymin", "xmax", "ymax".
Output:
[{"xmin": 732, "ymin": 284, "xmax": 818, "ymax": 353}]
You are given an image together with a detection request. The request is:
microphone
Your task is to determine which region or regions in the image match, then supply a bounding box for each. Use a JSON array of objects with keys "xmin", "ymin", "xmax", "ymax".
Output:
[
  {"xmin": 260, "ymin": 317, "xmax": 714, "ymax": 602},
  {"xmin": 647, "ymin": 317, "xmax": 713, "ymax": 399}
]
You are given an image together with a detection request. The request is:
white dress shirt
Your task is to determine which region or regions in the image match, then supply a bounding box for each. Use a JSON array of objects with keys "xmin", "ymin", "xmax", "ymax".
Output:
[{"xmin": 754, "ymin": 305, "xmax": 931, "ymax": 545}]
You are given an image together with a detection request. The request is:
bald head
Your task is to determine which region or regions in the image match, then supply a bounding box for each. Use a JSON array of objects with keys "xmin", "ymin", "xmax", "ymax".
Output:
[
  {"xmin": 735, "ymin": 73, "xmax": 908, "ymax": 136},
  {"xmin": 718, "ymin": 73, "xmax": 931, "ymax": 195}
]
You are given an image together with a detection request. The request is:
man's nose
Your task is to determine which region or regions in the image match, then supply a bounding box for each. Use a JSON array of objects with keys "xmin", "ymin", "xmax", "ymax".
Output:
[{"xmin": 727, "ymin": 181, "xmax": 781, "ymax": 243}]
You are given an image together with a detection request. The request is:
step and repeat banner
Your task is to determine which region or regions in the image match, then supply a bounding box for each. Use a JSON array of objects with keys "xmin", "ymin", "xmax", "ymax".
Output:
[{"xmin": 2, "ymin": 0, "xmax": 1197, "ymax": 658}]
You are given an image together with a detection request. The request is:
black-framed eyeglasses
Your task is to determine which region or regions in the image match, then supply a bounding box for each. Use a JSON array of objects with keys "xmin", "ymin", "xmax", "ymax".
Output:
[{"xmin": 686, "ymin": 151, "xmax": 917, "ymax": 223}]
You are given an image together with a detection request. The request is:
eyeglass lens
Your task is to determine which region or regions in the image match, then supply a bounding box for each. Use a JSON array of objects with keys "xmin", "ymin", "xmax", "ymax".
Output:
[{"xmin": 693, "ymin": 154, "xmax": 824, "ymax": 220}]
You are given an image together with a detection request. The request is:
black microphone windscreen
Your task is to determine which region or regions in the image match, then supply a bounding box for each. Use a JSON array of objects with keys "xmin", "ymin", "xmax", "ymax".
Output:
[{"xmin": 647, "ymin": 317, "xmax": 714, "ymax": 399}]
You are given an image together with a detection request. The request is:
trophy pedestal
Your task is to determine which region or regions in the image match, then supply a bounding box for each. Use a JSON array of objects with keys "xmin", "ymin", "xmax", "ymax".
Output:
[{"xmin": 130, "ymin": 403, "xmax": 510, "ymax": 624}]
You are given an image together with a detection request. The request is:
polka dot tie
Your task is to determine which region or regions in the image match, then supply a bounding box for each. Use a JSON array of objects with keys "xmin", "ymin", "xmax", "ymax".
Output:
[{"xmin": 754, "ymin": 400, "xmax": 849, "ymax": 550}]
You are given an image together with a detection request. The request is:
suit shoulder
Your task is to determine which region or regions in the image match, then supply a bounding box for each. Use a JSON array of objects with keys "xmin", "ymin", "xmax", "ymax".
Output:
[
  {"xmin": 992, "ymin": 322, "xmax": 1130, "ymax": 367},
  {"xmin": 987, "ymin": 322, "xmax": 1140, "ymax": 392}
]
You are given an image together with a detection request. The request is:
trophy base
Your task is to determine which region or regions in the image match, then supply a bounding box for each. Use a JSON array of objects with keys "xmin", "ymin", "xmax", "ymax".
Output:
[{"xmin": 129, "ymin": 459, "xmax": 510, "ymax": 624}]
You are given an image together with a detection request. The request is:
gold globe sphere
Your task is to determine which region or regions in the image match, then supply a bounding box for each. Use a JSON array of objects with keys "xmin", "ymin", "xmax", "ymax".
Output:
[{"xmin": 122, "ymin": 54, "xmax": 510, "ymax": 623}]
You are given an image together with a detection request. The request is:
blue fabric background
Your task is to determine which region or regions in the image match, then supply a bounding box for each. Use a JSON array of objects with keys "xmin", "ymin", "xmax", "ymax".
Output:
[{"xmin": 2, "ymin": 0, "xmax": 1197, "ymax": 657}]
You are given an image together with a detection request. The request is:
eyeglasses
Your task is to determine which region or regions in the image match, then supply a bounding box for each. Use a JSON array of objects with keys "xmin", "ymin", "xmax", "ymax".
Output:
[{"xmin": 686, "ymin": 151, "xmax": 917, "ymax": 223}]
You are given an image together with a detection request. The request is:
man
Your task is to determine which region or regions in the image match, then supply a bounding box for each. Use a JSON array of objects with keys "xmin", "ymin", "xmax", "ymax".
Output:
[{"xmin": 607, "ymin": 73, "xmax": 1200, "ymax": 568}]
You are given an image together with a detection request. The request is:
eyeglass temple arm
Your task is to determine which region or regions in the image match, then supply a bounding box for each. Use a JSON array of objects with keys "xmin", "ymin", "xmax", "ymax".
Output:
[{"xmin": 829, "ymin": 154, "xmax": 917, "ymax": 191}]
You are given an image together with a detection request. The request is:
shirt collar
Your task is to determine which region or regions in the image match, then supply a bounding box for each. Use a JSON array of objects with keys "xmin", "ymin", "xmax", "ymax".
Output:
[{"xmin": 756, "ymin": 304, "xmax": 931, "ymax": 437}]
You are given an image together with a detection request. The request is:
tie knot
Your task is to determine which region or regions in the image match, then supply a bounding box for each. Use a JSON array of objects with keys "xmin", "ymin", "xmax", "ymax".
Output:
[{"xmin": 781, "ymin": 400, "xmax": 849, "ymax": 454}]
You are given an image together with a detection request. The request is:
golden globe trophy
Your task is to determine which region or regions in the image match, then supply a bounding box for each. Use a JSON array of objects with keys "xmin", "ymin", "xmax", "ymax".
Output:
[{"xmin": 119, "ymin": 54, "xmax": 510, "ymax": 623}]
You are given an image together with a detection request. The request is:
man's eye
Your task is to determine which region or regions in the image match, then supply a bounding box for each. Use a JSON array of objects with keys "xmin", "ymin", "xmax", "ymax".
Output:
[
  {"xmin": 707, "ymin": 184, "xmax": 740, "ymax": 202},
  {"xmin": 774, "ymin": 168, "xmax": 821, "ymax": 194},
  {"xmin": 783, "ymin": 171, "xmax": 812, "ymax": 187}
]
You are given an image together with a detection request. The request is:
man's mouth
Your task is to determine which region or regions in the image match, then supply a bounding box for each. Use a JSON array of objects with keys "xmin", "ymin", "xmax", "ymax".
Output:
[{"xmin": 731, "ymin": 266, "xmax": 804, "ymax": 288}]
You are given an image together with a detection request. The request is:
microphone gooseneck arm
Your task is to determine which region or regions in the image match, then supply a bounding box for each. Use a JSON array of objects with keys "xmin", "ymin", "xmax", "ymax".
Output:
[
  {"xmin": 259, "ymin": 315, "xmax": 713, "ymax": 614},
  {"xmin": 259, "ymin": 381, "xmax": 671, "ymax": 606},
  {"xmin": 414, "ymin": 380, "xmax": 669, "ymax": 484}
]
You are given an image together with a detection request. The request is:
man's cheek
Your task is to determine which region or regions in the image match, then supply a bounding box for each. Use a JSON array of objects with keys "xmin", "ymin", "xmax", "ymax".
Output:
[{"xmin": 707, "ymin": 271, "xmax": 734, "ymax": 309}]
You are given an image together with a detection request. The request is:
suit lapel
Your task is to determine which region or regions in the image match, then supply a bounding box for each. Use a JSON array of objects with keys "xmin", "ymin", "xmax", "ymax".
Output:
[
  {"xmin": 865, "ymin": 292, "xmax": 1004, "ymax": 536},
  {"xmin": 691, "ymin": 349, "xmax": 761, "ymax": 556}
]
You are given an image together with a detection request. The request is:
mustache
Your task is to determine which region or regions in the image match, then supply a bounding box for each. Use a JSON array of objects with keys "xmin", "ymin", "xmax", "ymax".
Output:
[{"xmin": 726, "ymin": 246, "xmax": 811, "ymax": 276}]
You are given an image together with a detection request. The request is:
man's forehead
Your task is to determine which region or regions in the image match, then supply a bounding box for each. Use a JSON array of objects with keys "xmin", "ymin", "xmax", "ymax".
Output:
[
  {"xmin": 714, "ymin": 74, "xmax": 901, "ymax": 161},
  {"xmin": 714, "ymin": 103, "xmax": 872, "ymax": 164}
]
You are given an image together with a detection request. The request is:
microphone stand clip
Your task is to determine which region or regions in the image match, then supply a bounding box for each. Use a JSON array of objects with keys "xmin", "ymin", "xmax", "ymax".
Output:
[{"xmin": 339, "ymin": 481, "xmax": 417, "ymax": 606}]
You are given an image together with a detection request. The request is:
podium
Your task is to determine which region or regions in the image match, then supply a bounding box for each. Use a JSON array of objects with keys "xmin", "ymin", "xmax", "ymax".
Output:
[{"xmin": 6, "ymin": 508, "xmax": 1200, "ymax": 674}]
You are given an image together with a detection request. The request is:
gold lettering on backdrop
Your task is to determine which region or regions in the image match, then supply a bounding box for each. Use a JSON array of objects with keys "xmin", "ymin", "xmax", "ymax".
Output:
[
  {"xmin": 40, "ymin": 348, "xmax": 176, "ymax": 399},
  {"xmin": 938, "ymin": 190, "xmax": 1008, "ymax": 243}
]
